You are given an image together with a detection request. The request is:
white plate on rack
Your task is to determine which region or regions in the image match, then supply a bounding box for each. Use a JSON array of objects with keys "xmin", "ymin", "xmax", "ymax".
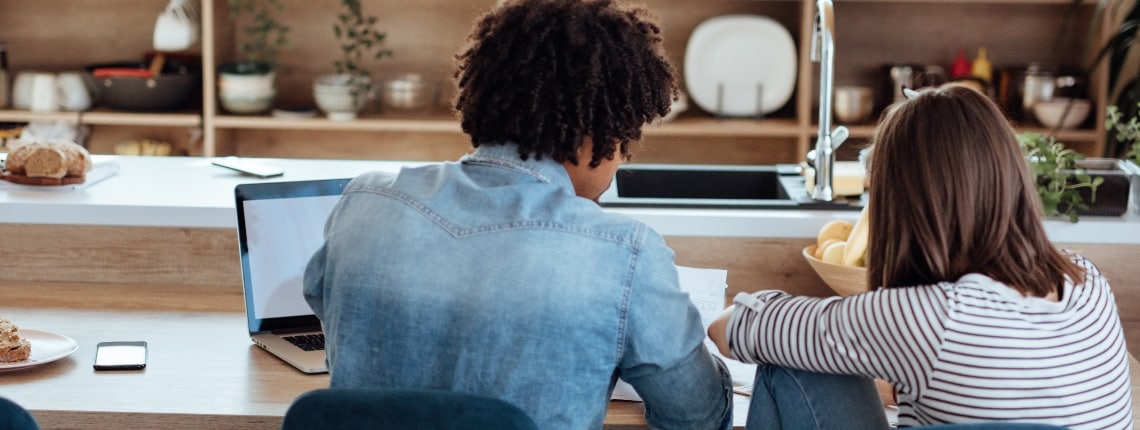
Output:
[
  {"xmin": 684, "ymin": 15, "xmax": 797, "ymax": 117},
  {"xmin": 0, "ymin": 329, "xmax": 79, "ymax": 372}
]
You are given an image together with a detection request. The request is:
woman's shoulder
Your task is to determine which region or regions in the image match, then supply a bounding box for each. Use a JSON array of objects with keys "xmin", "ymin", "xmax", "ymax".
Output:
[{"xmin": 1062, "ymin": 250, "xmax": 1097, "ymax": 268}]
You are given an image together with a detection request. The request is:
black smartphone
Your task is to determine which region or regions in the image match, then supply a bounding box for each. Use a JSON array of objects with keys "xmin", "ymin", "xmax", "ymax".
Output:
[
  {"xmin": 93, "ymin": 341, "xmax": 148, "ymax": 371},
  {"xmin": 211, "ymin": 156, "xmax": 285, "ymax": 179}
]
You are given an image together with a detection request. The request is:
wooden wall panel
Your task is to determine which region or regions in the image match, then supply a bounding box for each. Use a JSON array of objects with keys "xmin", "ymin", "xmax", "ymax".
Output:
[
  {"xmin": 3, "ymin": 224, "xmax": 1132, "ymax": 324},
  {"xmin": 0, "ymin": 225, "xmax": 241, "ymax": 288}
]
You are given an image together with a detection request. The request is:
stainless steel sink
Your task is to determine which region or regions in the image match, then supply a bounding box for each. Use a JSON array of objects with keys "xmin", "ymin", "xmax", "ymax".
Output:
[{"xmin": 597, "ymin": 164, "xmax": 863, "ymax": 210}]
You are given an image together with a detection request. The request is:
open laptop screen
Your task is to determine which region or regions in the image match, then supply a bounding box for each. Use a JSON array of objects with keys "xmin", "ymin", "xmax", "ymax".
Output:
[{"xmin": 235, "ymin": 178, "xmax": 350, "ymax": 333}]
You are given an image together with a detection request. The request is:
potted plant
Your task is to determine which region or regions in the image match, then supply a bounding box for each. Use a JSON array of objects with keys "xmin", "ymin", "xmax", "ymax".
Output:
[
  {"xmin": 313, "ymin": 0, "xmax": 393, "ymax": 121},
  {"xmin": 218, "ymin": 0, "xmax": 290, "ymax": 115},
  {"xmin": 1106, "ymin": 103, "xmax": 1140, "ymax": 213},
  {"xmin": 1018, "ymin": 132, "xmax": 1136, "ymax": 222}
]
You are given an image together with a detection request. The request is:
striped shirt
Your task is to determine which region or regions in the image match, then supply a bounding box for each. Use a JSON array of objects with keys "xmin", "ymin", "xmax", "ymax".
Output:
[{"xmin": 726, "ymin": 254, "xmax": 1133, "ymax": 429}]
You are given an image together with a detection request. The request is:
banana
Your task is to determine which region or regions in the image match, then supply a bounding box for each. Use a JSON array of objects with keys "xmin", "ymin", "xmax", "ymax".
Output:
[
  {"xmin": 816, "ymin": 220, "xmax": 853, "ymax": 247},
  {"xmin": 815, "ymin": 238, "xmax": 841, "ymax": 259},
  {"xmin": 821, "ymin": 241, "xmax": 847, "ymax": 265},
  {"xmin": 843, "ymin": 204, "xmax": 870, "ymax": 267}
]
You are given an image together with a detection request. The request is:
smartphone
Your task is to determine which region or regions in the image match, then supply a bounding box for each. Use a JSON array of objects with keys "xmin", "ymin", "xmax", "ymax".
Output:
[
  {"xmin": 93, "ymin": 341, "xmax": 148, "ymax": 371},
  {"xmin": 211, "ymin": 156, "xmax": 285, "ymax": 179}
]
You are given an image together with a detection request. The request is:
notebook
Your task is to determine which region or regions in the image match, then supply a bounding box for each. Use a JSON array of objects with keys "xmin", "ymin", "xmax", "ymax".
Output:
[{"xmin": 234, "ymin": 178, "xmax": 351, "ymax": 374}]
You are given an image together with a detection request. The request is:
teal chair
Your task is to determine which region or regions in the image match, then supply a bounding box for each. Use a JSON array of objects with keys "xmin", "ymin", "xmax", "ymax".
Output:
[
  {"xmin": 281, "ymin": 388, "xmax": 538, "ymax": 430},
  {"xmin": 0, "ymin": 397, "xmax": 39, "ymax": 430}
]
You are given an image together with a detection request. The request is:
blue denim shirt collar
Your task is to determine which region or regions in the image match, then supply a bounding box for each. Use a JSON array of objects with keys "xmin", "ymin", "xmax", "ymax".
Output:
[{"xmin": 461, "ymin": 143, "xmax": 575, "ymax": 194}]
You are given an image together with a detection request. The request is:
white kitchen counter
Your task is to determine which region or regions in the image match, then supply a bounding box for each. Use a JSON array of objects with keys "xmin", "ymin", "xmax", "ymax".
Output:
[{"xmin": 1, "ymin": 155, "xmax": 1137, "ymax": 244}]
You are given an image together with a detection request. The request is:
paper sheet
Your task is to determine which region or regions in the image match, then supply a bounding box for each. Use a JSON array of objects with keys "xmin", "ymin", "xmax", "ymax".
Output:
[{"xmin": 612, "ymin": 265, "xmax": 758, "ymax": 402}]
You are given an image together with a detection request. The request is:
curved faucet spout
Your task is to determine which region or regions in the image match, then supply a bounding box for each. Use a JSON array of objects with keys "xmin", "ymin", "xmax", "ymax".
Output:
[{"xmin": 811, "ymin": 0, "xmax": 839, "ymax": 202}]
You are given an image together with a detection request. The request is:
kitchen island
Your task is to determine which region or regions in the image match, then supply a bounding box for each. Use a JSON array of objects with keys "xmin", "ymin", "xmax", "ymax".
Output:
[
  {"xmin": 2, "ymin": 155, "xmax": 1138, "ymax": 428},
  {"xmin": 2, "ymin": 155, "xmax": 1138, "ymax": 299}
]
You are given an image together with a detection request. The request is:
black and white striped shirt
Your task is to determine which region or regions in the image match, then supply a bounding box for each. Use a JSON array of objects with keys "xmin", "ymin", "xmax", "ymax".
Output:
[{"xmin": 726, "ymin": 255, "xmax": 1134, "ymax": 429}]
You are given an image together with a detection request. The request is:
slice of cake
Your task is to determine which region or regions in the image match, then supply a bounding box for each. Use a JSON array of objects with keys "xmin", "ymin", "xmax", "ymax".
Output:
[{"xmin": 0, "ymin": 315, "xmax": 31, "ymax": 362}]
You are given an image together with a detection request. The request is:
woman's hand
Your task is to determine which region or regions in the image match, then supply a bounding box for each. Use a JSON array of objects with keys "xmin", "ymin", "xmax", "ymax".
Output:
[
  {"xmin": 875, "ymin": 379, "xmax": 897, "ymax": 407},
  {"xmin": 707, "ymin": 306, "xmax": 735, "ymax": 357}
]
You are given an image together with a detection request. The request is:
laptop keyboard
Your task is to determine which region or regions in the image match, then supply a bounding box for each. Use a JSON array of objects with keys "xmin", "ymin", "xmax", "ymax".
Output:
[{"xmin": 284, "ymin": 334, "xmax": 326, "ymax": 351}]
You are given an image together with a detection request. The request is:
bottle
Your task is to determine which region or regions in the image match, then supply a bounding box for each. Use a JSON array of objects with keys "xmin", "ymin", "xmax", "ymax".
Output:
[
  {"xmin": 950, "ymin": 49, "xmax": 971, "ymax": 79},
  {"xmin": 0, "ymin": 42, "xmax": 8, "ymax": 108},
  {"xmin": 971, "ymin": 47, "xmax": 992, "ymax": 83}
]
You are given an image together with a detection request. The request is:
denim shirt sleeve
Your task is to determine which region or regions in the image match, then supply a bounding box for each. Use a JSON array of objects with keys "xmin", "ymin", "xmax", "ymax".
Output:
[
  {"xmin": 618, "ymin": 227, "xmax": 733, "ymax": 430},
  {"xmin": 302, "ymin": 243, "xmax": 328, "ymax": 321}
]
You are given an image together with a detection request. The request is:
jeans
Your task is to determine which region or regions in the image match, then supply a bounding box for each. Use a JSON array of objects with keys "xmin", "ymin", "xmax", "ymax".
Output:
[
  {"xmin": 748, "ymin": 364, "xmax": 889, "ymax": 430},
  {"xmin": 747, "ymin": 365, "xmax": 1069, "ymax": 430}
]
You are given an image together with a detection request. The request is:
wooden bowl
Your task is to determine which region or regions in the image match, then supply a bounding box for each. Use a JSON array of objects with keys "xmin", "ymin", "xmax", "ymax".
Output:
[{"xmin": 803, "ymin": 245, "xmax": 869, "ymax": 296}]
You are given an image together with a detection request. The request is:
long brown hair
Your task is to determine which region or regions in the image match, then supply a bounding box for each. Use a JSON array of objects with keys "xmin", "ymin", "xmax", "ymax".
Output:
[{"xmin": 867, "ymin": 84, "xmax": 1083, "ymax": 296}]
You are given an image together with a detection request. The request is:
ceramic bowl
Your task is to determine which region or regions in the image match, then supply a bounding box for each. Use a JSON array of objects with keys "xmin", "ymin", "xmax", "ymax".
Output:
[
  {"xmin": 379, "ymin": 73, "xmax": 436, "ymax": 112},
  {"xmin": 313, "ymin": 74, "xmax": 372, "ymax": 121},
  {"xmin": 1033, "ymin": 98, "xmax": 1091, "ymax": 129},
  {"xmin": 802, "ymin": 245, "xmax": 869, "ymax": 296},
  {"xmin": 219, "ymin": 92, "xmax": 275, "ymax": 114},
  {"xmin": 833, "ymin": 86, "xmax": 874, "ymax": 124}
]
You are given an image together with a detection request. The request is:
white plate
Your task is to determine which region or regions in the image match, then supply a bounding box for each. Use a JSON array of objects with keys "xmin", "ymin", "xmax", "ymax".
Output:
[
  {"xmin": 0, "ymin": 329, "xmax": 79, "ymax": 371},
  {"xmin": 684, "ymin": 15, "xmax": 797, "ymax": 117}
]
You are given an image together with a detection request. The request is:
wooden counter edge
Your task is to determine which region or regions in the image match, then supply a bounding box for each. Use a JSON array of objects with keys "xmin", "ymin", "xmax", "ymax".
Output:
[{"xmin": 28, "ymin": 353, "xmax": 1139, "ymax": 429}]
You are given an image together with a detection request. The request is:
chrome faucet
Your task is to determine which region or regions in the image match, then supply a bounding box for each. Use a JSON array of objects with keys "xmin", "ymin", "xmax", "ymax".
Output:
[{"xmin": 810, "ymin": 0, "xmax": 848, "ymax": 202}]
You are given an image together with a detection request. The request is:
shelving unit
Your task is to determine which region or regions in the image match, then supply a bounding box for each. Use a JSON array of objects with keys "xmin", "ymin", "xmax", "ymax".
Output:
[{"xmin": 0, "ymin": 0, "xmax": 1111, "ymax": 163}]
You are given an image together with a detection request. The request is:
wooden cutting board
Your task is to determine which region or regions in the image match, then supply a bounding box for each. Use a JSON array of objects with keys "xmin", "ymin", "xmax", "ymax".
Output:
[{"xmin": 1, "ymin": 173, "xmax": 86, "ymax": 186}]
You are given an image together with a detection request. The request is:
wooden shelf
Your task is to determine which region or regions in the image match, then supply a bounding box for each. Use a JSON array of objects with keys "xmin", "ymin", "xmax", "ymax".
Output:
[
  {"xmin": 836, "ymin": 0, "xmax": 1092, "ymax": 3},
  {"xmin": 841, "ymin": 124, "xmax": 1100, "ymax": 142},
  {"xmin": 0, "ymin": 110, "xmax": 82, "ymax": 123},
  {"xmin": 0, "ymin": 110, "xmax": 201, "ymax": 127},
  {"xmin": 81, "ymin": 110, "xmax": 201, "ymax": 127},
  {"xmin": 213, "ymin": 114, "xmax": 461, "ymax": 133},
  {"xmin": 1, "ymin": 0, "xmax": 1113, "ymax": 160},
  {"xmin": 214, "ymin": 113, "xmax": 803, "ymax": 139},
  {"xmin": 645, "ymin": 117, "xmax": 802, "ymax": 138}
]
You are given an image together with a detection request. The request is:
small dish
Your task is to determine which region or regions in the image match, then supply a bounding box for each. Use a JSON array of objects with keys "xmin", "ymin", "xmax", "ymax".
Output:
[{"xmin": 0, "ymin": 329, "xmax": 79, "ymax": 372}]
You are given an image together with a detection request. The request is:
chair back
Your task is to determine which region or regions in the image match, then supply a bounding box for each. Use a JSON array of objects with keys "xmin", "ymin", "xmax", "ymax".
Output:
[
  {"xmin": 281, "ymin": 388, "xmax": 538, "ymax": 430},
  {"xmin": 0, "ymin": 397, "xmax": 39, "ymax": 430}
]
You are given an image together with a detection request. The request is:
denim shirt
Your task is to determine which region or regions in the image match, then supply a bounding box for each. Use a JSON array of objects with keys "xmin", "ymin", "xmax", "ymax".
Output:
[{"xmin": 304, "ymin": 143, "xmax": 732, "ymax": 429}]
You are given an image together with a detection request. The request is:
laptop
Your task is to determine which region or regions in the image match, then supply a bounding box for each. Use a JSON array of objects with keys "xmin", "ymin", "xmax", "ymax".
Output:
[{"xmin": 234, "ymin": 178, "xmax": 351, "ymax": 374}]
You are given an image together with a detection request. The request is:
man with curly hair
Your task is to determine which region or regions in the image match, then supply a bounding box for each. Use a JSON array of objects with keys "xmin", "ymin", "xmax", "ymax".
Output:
[{"xmin": 304, "ymin": 0, "xmax": 733, "ymax": 428}]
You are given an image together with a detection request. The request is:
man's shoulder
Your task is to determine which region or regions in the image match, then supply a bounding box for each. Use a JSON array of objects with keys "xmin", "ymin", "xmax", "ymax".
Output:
[
  {"xmin": 556, "ymin": 204, "xmax": 666, "ymax": 249},
  {"xmin": 346, "ymin": 170, "xmax": 400, "ymax": 190},
  {"xmin": 347, "ymin": 164, "xmax": 452, "ymax": 192}
]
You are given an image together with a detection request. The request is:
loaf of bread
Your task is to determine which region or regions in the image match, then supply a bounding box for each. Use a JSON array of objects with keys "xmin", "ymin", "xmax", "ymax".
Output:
[
  {"xmin": 0, "ymin": 315, "xmax": 31, "ymax": 363},
  {"xmin": 4, "ymin": 140, "xmax": 92, "ymax": 185}
]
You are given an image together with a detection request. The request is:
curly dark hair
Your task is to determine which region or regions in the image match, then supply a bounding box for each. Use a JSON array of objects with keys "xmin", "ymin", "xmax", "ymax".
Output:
[{"xmin": 453, "ymin": 0, "xmax": 678, "ymax": 167}]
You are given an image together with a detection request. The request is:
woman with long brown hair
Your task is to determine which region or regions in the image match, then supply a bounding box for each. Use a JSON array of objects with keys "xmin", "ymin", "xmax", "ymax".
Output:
[{"xmin": 710, "ymin": 84, "xmax": 1132, "ymax": 429}]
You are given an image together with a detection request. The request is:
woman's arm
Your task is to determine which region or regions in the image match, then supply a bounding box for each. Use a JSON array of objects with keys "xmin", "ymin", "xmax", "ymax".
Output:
[
  {"xmin": 710, "ymin": 287, "xmax": 951, "ymax": 386},
  {"xmin": 707, "ymin": 306, "xmax": 734, "ymax": 357}
]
